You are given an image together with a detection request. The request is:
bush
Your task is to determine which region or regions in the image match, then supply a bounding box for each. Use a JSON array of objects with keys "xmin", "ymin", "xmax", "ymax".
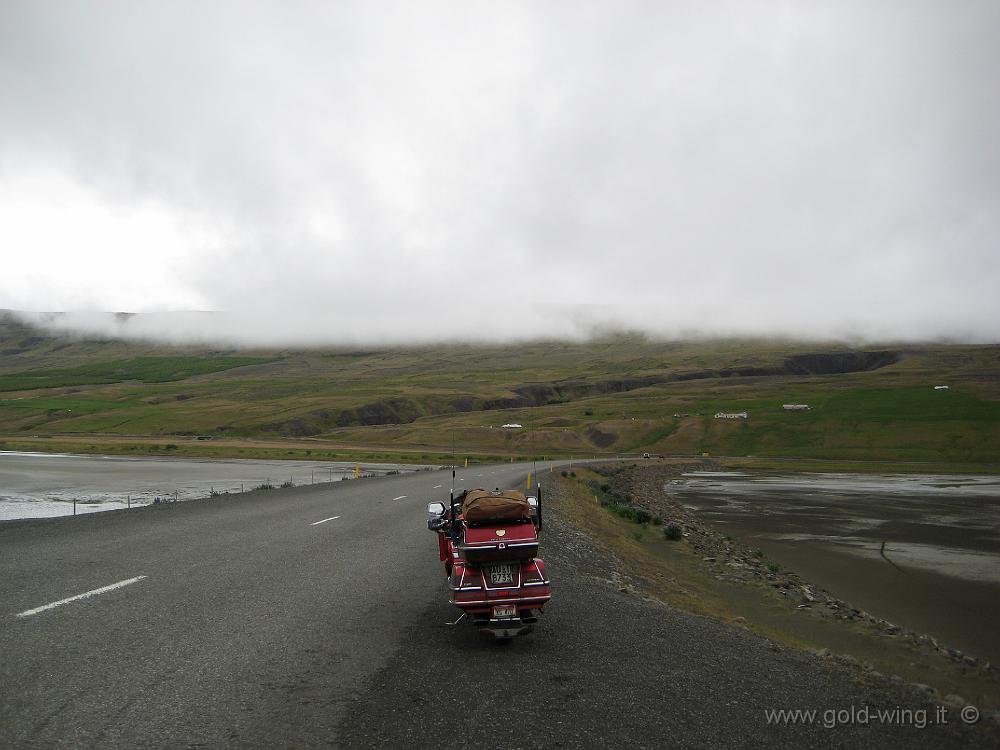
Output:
[
  {"xmin": 600, "ymin": 483, "xmax": 610, "ymax": 493},
  {"xmin": 633, "ymin": 508, "xmax": 653, "ymax": 524},
  {"xmin": 570, "ymin": 471, "xmax": 576, "ymax": 478},
  {"xmin": 652, "ymin": 516, "xmax": 663, "ymax": 525},
  {"xmin": 767, "ymin": 563, "xmax": 780, "ymax": 573},
  {"xmin": 663, "ymin": 524, "xmax": 683, "ymax": 541}
]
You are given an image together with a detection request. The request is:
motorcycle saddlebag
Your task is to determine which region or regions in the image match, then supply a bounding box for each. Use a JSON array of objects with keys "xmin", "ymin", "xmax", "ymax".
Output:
[{"xmin": 462, "ymin": 489, "xmax": 531, "ymax": 526}]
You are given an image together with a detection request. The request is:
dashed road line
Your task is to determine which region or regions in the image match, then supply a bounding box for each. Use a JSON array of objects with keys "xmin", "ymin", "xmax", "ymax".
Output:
[
  {"xmin": 16, "ymin": 576, "xmax": 148, "ymax": 618},
  {"xmin": 432, "ymin": 485, "xmax": 442, "ymax": 489},
  {"xmin": 310, "ymin": 515, "xmax": 341, "ymax": 526},
  {"xmin": 392, "ymin": 495, "xmax": 407, "ymax": 501}
]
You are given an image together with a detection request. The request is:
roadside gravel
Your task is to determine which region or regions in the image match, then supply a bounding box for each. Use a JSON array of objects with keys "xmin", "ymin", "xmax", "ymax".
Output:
[{"xmin": 335, "ymin": 478, "xmax": 996, "ymax": 749}]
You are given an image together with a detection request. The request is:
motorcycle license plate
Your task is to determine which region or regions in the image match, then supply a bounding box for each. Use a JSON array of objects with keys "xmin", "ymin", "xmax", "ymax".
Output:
[
  {"xmin": 493, "ymin": 604, "xmax": 517, "ymax": 619},
  {"xmin": 488, "ymin": 563, "xmax": 516, "ymax": 585}
]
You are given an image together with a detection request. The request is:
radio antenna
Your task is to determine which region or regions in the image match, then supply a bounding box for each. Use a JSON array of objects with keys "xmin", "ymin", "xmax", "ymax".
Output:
[
  {"xmin": 449, "ymin": 468, "xmax": 457, "ymax": 543},
  {"xmin": 536, "ymin": 482, "xmax": 543, "ymax": 532}
]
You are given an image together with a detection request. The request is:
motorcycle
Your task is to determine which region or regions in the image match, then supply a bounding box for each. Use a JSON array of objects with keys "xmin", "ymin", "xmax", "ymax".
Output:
[{"xmin": 427, "ymin": 477, "xmax": 551, "ymax": 642}]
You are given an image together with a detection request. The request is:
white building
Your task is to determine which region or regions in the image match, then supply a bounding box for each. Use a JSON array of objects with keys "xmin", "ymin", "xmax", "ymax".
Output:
[
  {"xmin": 782, "ymin": 404, "xmax": 811, "ymax": 411},
  {"xmin": 714, "ymin": 411, "xmax": 748, "ymax": 420}
]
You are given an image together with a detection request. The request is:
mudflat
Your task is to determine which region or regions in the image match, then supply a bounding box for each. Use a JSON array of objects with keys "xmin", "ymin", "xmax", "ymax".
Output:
[
  {"xmin": 0, "ymin": 451, "xmax": 432, "ymax": 520},
  {"xmin": 671, "ymin": 472, "xmax": 1000, "ymax": 663}
]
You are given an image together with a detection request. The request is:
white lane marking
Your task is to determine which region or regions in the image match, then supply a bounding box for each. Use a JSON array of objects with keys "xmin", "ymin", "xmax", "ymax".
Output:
[
  {"xmin": 310, "ymin": 515, "xmax": 341, "ymax": 526},
  {"xmin": 392, "ymin": 495, "xmax": 407, "ymax": 501},
  {"xmin": 432, "ymin": 485, "xmax": 442, "ymax": 489},
  {"xmin": 16, "ymin": 576, "xmax": 147, "ymax": 618}
]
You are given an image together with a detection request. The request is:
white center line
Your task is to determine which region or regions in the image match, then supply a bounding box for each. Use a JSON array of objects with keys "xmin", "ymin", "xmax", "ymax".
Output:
[
  {"xmin": 392, "ymin": 495, "xmax": 407, "ymax": 501},
  {"xmin": 310, "ymin": 515, "xmax": 340, "ymax": 526},
  {"xmin": 16, "ymin": 575, "xmax": 147, "ymax": 618},
  {"xmin": 432, "ymin": 485, "xmax": 442, "ymax": 489}
]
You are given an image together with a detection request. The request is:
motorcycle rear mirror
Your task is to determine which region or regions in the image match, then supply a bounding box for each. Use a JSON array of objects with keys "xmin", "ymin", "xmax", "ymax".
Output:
[{"xmin": 427, "ymin": 502, "xmax": 446, "ymax": 516}]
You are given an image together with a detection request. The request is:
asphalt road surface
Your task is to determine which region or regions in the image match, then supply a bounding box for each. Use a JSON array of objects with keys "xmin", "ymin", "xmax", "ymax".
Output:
[{"xmin": 1, "ymin": 463, "xmax": 994, "ymax": 748}]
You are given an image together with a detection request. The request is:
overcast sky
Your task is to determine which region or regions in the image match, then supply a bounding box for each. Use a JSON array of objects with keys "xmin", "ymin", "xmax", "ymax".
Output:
[{"xmin": 1, "ymin": 1, "xmax": 998, "ymax": 345}]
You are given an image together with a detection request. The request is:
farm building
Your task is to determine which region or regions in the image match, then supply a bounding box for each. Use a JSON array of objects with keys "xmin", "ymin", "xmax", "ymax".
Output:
[{"xmin": 714, "ymin": 411, "xmax": 748, "ymax": 420}]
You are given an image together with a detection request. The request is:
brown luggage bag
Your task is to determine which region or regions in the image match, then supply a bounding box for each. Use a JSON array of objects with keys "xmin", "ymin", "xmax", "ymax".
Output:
[{"xmin": 462, "ymin": 489, "xmax": 531, "ymax": 525}]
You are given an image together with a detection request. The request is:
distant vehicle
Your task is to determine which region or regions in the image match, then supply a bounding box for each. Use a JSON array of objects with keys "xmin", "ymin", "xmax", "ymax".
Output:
[
  {"xmin": 642, "ymin": 453, "xmax": 651, "ymax": 459},
  {"xmin": 501, "ymin": 423, "xmax": 523, "ymax": 429}
]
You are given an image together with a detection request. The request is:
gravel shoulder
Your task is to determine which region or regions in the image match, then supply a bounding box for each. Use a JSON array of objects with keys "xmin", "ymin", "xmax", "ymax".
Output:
[{"xmin": 335, "ymin": 476, "xmax": 997, "ymax": 749}]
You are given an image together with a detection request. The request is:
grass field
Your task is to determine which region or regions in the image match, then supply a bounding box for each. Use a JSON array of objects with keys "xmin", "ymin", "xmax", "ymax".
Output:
[{"xmin": 1, "ymin": 313, "xmax": 998, "ymax": 466}]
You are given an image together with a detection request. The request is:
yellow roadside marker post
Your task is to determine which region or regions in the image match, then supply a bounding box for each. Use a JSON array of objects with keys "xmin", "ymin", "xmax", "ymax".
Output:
[
  {"xmin": 355, "ymin": 463, "xmax": 359, "ymax": 479},
  {"xmin": 526, "ymin": 471, "xmax": 532, "ymax": 489}
]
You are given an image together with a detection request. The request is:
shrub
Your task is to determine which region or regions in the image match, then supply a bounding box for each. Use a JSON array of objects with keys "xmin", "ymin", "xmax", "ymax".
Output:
[
  {"xmin": 652, "ymin": 516, "xmax": 663, "ymax": 525},
  {"xmin": 600, "ymin": 483, "xmax": 610, "ymax": 493},
  {"xmin": 767, "ymin": 563, "xmax": 780, "ymax": 573},
  {"xmin": 663, "ymin": 524, "xmax": 683, "ymax": 541},
  {"xmin": 561, "ymin": 470, "xmax": 568, "ymax": 477},
  {"xmin": 570, "ymin": 471, "xmax": 576, "ymax": 478},
  {"xmin": 633, "ymin": 508, "xmax": 653, "ymax": 524}
]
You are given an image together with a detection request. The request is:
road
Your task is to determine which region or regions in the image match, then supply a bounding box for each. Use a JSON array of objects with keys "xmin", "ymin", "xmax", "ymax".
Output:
[{"xmin": 1, "ymin": 462, "xmax": 994, "ymax": 748}]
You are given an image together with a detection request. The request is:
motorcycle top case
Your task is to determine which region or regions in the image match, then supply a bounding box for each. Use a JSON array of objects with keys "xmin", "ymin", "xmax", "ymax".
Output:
[{"xmin": 459, "ymin": 521, "xmax": 538, "ymax": 563}]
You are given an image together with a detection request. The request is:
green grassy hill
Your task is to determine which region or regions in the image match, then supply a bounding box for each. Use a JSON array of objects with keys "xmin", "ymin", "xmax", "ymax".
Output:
[{"xmin": 1, "ymin": 313, "xmax": 998, "ymax": 464}]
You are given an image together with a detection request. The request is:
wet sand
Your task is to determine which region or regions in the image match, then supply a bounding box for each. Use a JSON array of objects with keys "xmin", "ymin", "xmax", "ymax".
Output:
[
  {"xmin": 670, "ymin": 472, "xmax": 1000, "ymax": 663},
  {"xmin": 0, "ymin": 451, "xmax": 435, "ymax": 521}
]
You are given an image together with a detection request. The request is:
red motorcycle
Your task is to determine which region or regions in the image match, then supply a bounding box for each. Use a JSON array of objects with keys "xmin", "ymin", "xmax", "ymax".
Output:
[{"xmin": 428, "ymin": 480, "xmax": 551, "ymax": 643}]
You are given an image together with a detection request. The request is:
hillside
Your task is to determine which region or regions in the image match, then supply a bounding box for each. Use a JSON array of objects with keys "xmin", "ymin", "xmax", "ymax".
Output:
[{"xmin": 1, "ymin": 312, "xmax": 998, "ymax": 464}]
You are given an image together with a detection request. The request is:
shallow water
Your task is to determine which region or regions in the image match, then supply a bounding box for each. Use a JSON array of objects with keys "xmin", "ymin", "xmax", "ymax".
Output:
[
  {"xmin": 670, "ymin": 472, "xmax": 1000, "ymax": 581},
  {"xmin": 668, "ymin": 471, "xmax": 1000, "ymax": 661},
  {"xmin": 0, "ymin": 451, "xmax": 435, "ymax": 521}
]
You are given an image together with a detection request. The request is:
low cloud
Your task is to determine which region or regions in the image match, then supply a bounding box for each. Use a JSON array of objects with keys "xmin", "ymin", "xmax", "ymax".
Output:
[{"xmin": 2, "ymin": 1, "xmax": 998, "ymax": 345}]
